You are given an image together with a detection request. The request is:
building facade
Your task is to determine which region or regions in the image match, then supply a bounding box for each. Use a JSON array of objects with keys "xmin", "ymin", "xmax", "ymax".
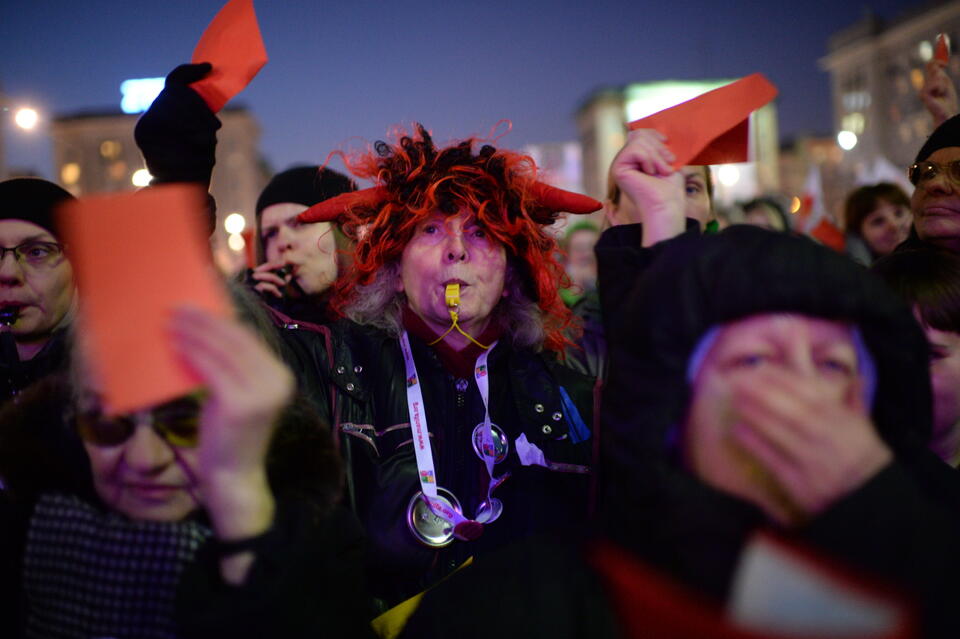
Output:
[
  {"xmin": 51, "ymin": 107, "xmax": 268, "ymax": 241},
  {"xmin": 821, "ymin": 0, "xmax": 960, "ymax": 171},
  {"xmin": 575, "ymin": 79, "xmax": 780, "ymax": 205}
]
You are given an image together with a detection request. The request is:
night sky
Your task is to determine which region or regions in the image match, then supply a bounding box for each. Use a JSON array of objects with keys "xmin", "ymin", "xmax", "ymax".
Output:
[{"xmin": 0, "ymin": 0, "xmax": 928, "ymax": 181}]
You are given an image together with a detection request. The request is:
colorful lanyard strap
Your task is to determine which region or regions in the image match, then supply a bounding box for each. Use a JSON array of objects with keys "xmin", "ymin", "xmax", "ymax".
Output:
[{"xmin": 400, "ymin": 331, "xmax": 502, "ymax": 541}]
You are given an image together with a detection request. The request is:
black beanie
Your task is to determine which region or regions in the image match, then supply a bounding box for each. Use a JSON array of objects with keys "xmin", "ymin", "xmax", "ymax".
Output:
[
  {"xmin": 255, "ymin": 166, "xmax": 355, "ymax": 221},
  {"xmin": 915, "ymin": 113, "xmax": 960, "ymax": 164},
  {"xmin": 0, "ymin": 178, "xmax": 74, "ymax": 238}
]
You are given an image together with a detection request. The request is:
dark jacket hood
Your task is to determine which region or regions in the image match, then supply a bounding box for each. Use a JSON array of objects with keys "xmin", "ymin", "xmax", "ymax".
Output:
[{"xmin": 598, "ymin": 226, "xmax": 933, "ymax": 595}]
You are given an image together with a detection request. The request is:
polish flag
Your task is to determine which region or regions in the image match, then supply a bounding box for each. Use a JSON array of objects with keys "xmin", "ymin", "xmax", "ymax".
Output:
[{"xmin": 797, "ymin": 164, "xmax": 845, "ymax": 252}]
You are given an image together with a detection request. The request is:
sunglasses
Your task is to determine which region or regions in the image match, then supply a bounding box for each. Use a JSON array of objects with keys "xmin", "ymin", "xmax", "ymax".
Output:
[
  {"xmin": 75, "ymin": 394, "xmax": 203, "ymax": 448},
  {"xmin": 908, "ymin": 160, "xmax": 960, "ymax": 187}
]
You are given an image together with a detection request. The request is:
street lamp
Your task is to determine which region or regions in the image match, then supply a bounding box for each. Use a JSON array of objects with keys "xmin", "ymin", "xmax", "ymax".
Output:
[
  {"xmin": 13, "ymin": 108, "xmax": 38, "ymax": 131},
  {"xmin": 837, "ymin": 130, "xmax": 858, "ymax": 151}
]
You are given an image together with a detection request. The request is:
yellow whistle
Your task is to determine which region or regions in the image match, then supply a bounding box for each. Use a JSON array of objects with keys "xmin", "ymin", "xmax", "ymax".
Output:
[{"xmin": 445, "ymin": 283, "xmax": 460, "ymax": 309}]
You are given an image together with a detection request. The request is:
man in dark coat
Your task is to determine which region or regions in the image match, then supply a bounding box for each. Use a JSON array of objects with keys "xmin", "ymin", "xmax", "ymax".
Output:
[{"xmin": 0, "ymin": 178, "xmax": 75, "ymax": 403}]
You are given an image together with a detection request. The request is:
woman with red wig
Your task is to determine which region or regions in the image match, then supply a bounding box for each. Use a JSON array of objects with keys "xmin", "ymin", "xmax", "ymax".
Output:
[{"xmin": 294, "ymin": 124, "xmax": 602, "ymax": 610}]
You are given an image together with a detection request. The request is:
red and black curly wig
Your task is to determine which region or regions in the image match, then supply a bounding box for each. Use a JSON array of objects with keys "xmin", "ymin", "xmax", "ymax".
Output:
[{"xmin": 332, "ymin": 124, "xmax": 576, "ymax": 353}]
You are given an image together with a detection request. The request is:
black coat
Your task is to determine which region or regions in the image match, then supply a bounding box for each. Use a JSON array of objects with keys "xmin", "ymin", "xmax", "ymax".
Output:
[
  {"xmin": 405, "ymin": 224, "xmax": 960, "ymax": 639},
  {"xmin": 0, "ymin": 329, "xmax": 69, "ymax": 405},
  {"xmin": 0, "ymin": 377, "xmax": 373, "ymax": 639},
  {"xmin": 281, "ymin": 318, "xmax": 599, "ymax": 608},
  {"xmin": 600, "ymin": 224, "xmax": 960, "ymax": 637}
]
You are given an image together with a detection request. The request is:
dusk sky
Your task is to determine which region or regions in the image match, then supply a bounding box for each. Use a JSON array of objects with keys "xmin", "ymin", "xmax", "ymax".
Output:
[{"xmin": 1, "ymin": 0, "xmax": 928, "ymax": 181}]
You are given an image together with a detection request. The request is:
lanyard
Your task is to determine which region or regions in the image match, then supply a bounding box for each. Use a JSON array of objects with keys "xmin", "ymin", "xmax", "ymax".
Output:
[{"xmin": 400, "ymin": 331, "xmax": 502, "ymax": 540}]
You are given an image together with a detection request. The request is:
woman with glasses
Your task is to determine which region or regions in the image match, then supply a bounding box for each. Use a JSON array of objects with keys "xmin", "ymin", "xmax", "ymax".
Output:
[
  {"xmin": 0, "ymin": 289, "xmax": 373, "ymax": 639},
  {"xmin": 0, "ymin": 178, "xmax": 77, "ymax": 402}
]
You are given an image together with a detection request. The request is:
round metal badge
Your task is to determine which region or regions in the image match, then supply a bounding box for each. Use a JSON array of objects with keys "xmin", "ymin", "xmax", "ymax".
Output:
[
  {"xmin": 406, "ymin": 487, "xmax": 463, "ymax": 548},
  {"xmin": 471, "ymin": 422, "xmax": 509, "ymax": 463},
  {"xmin": 475, "ymin": 497, "xmax": 503, "ymax": 525}
]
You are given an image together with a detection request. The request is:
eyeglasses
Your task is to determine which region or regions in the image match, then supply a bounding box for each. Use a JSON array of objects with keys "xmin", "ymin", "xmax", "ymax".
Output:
[
  {"xmin": 908, "ymin": 160, "xmax": 960, "ymax": 187},
  {"xmin": 0, "ymin": 241, "xmax": 65, "ymax": 268},
  {"xmin": 75, "ymin": 394, "xmax": 202, "ymax": 448}
]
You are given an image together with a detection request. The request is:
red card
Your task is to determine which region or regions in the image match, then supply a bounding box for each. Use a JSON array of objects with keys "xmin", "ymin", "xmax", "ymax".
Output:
[
  {"xmin": 628, "ymin": 73, "xmax": 778, "ymax": 168},
  {"xmin": 190, "ymin": 0, "xmax": 268, "ymax": 113},
  {"xmin": 935, "ymin": 33, "xmax": 951, "ymax": 65},
  {"xmin": 58, "ymin": 185, "xmax": 231, "ymax": 415}
]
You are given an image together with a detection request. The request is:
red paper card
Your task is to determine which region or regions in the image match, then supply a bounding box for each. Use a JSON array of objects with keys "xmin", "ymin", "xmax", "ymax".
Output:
[
  {"xmin": 935, "ymin": 33, "xmax": 951, "ymax": 65},
  {"xmin": 628, "ymin": 73, "xmax": 778, "ymax": 168},
  {"xmin": 190, "ymin": 0, "xmax": 268, "ymax": 113},
  {"xmin": 58, "ymin": 185, "xmax": 231, "ymax": 415}
]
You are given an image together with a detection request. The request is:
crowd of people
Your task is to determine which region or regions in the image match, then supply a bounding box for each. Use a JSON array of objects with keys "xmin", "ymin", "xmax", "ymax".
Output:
[{"xmin": 1, "ymin": 51, "xmax": 959, "ymax": 639}]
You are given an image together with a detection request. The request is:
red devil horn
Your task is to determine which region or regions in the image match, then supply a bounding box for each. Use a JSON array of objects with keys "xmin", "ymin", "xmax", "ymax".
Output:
[
  {"xmin": 297, "ymin": 186, "xmax": 391, "ymax": 223},
  {"xmin": 298, "ymin": 182, "xmax": 600, "ymax": 225},
  {"xmin": 528, "ymin": 181, "xmax": 602, "ymax": 223}
]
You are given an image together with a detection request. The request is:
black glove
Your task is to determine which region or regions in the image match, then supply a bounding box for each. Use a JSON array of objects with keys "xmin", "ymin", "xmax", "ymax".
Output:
[{"xmin": 134, "ymin": 62, "xmax": 222, "ymax": 186}]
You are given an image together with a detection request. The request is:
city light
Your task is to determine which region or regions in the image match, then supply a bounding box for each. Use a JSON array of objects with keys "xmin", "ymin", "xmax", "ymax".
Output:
[
  {"xmin": 14, "ymin": 107, "xmax": 38, "ymax": 130},
  {"xmin": 60, "ymin": 163, "xmax": 80, "ymax": 186},
  {"xmin": 120, "ymin": 78, "xmax": 165, "ymax": 114},
  {"xmin": 837, "ymin": 130, "xmax": 858, "ymax": 151},
  {"xmin": 227, "ymin": 233, "xmax": 246, "ymax": 252},
  {"xmin": 131, "ymin": 168, "xmax": 153, "ymax": 187},
  {"xmin": 624, "ymin": 80, "xmax": 728, "ymax": 122},
  {"xmin": 224, "ymin": 212, "xmax": 246, "ymax": 235},
  {"xmin": 717, "ymin": 164, "xmax": 740, "ymax": 187}
]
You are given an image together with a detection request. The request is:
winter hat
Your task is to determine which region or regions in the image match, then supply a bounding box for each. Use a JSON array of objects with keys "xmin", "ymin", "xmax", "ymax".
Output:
[
  {"xmin": 915, "ymin": 113, "xmax": 960, "ymax": 164},
  {"xmin": 0, "ymin": 178, "xmax": 74, "ymax": 238},
  {"xmin": 255, "ymin": 166, "xmax": 355, "ymax": 221}
]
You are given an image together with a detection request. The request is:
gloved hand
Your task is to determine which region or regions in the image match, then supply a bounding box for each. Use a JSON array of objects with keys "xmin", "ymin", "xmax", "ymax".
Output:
[{"xmin": 134, "ymin": 62, "xmax": 222, "ymax": 186}]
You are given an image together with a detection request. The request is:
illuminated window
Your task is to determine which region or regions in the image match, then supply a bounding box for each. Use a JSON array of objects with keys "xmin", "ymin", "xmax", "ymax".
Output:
[
  {"xmin": 100, "ymin": 140, "xmax": 122, "ymax": 160},
  {"xmin": 60, "ymin": 162, "xmax": 80, "ymax": 185},
  {"xmin": 108, "ymin": 161, "xmax": 128, "ymax": 181},
  {"xmin": 910, "ymin": 69, "xmax": 925, "ymax": 91}
]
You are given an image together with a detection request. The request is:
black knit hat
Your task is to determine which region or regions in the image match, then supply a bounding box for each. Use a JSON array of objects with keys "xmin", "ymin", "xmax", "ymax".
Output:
[
  {"xmin": 0, "ymin": 178, "xmax": 74, "ymax": 238},
  {"xmin": 255, "ymin": 166, "xmax": 355, "ymax": 220},
  {"xmin": 604, "ymin": 226, "xmax": 931, "ymax": 466},
  {"xmin": 915, "ymin": 113, "xmax": 960, "ymax": 164}
]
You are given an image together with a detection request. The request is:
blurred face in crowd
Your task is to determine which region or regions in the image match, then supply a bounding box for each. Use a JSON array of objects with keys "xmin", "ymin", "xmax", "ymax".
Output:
[
  {"xmin": 613, "ymin": 165, "xmax": 713, "ymax": 226},
  {"xmin": 684, "ymin": 314, "xmax": 862, "ymax": 524},
  {"xmin": 566, "ymin": 228, "xmax": 599, "ymax": 269},
  {"xmin": 912, "ymin": 147, "xmax": 960, "ymax": 250},
  {"xmin": 399, "ymin": 210, "xmax": 507, "ymax": 338},
  {"xmin": 743, "ymin": 202, "xmax": 787, "ymax": 232},
  {"xmin": 260, "ymin": 202, "xmax": 338, "ymax": 295},
  {"xmin": 565, "ymin": 227, "xmax": 599, "ymax": 290},
  {"xmin": 922, "ymin": 320, "xmax": 960, "ymax": 464},
  {"xmin": 680, "ymin": 166, "xmax": 713, "ymax": 225},
  {"xmin": 0, "ymin": 219, "xmax": 75, "ymax": 353},
  {"xmin": 78, "ymin": 391, "xmax": 202, "ymax": 522},
  {"xmin": 860, "ymin": 199, "xmax": 911, "ymax": 257}
]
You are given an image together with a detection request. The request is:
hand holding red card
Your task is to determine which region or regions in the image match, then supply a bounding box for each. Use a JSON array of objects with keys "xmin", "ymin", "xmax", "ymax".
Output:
[
  {"xmin": 58, "ymin": 185, "xmax": 231, "ymax": 415},
  {"xmin": 628, "ymin": 73, "xmax": 778, "ymax": 168},
  {"xmin": 922, "ymin": 34, "xmax": 958, "ymax": 127},
  {"xmin": 935, "ymin": 33, "xmax": 951, "ymax": 65},
  {"xmin": 190, "ymin": 0, "xmax": 268, "ymax": 113}
]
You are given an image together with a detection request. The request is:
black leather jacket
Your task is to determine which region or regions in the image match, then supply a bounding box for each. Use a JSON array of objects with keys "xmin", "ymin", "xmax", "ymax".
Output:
[{"xmin": 283, "ymin": 319, "xmax": 599, "ymax": 607}]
